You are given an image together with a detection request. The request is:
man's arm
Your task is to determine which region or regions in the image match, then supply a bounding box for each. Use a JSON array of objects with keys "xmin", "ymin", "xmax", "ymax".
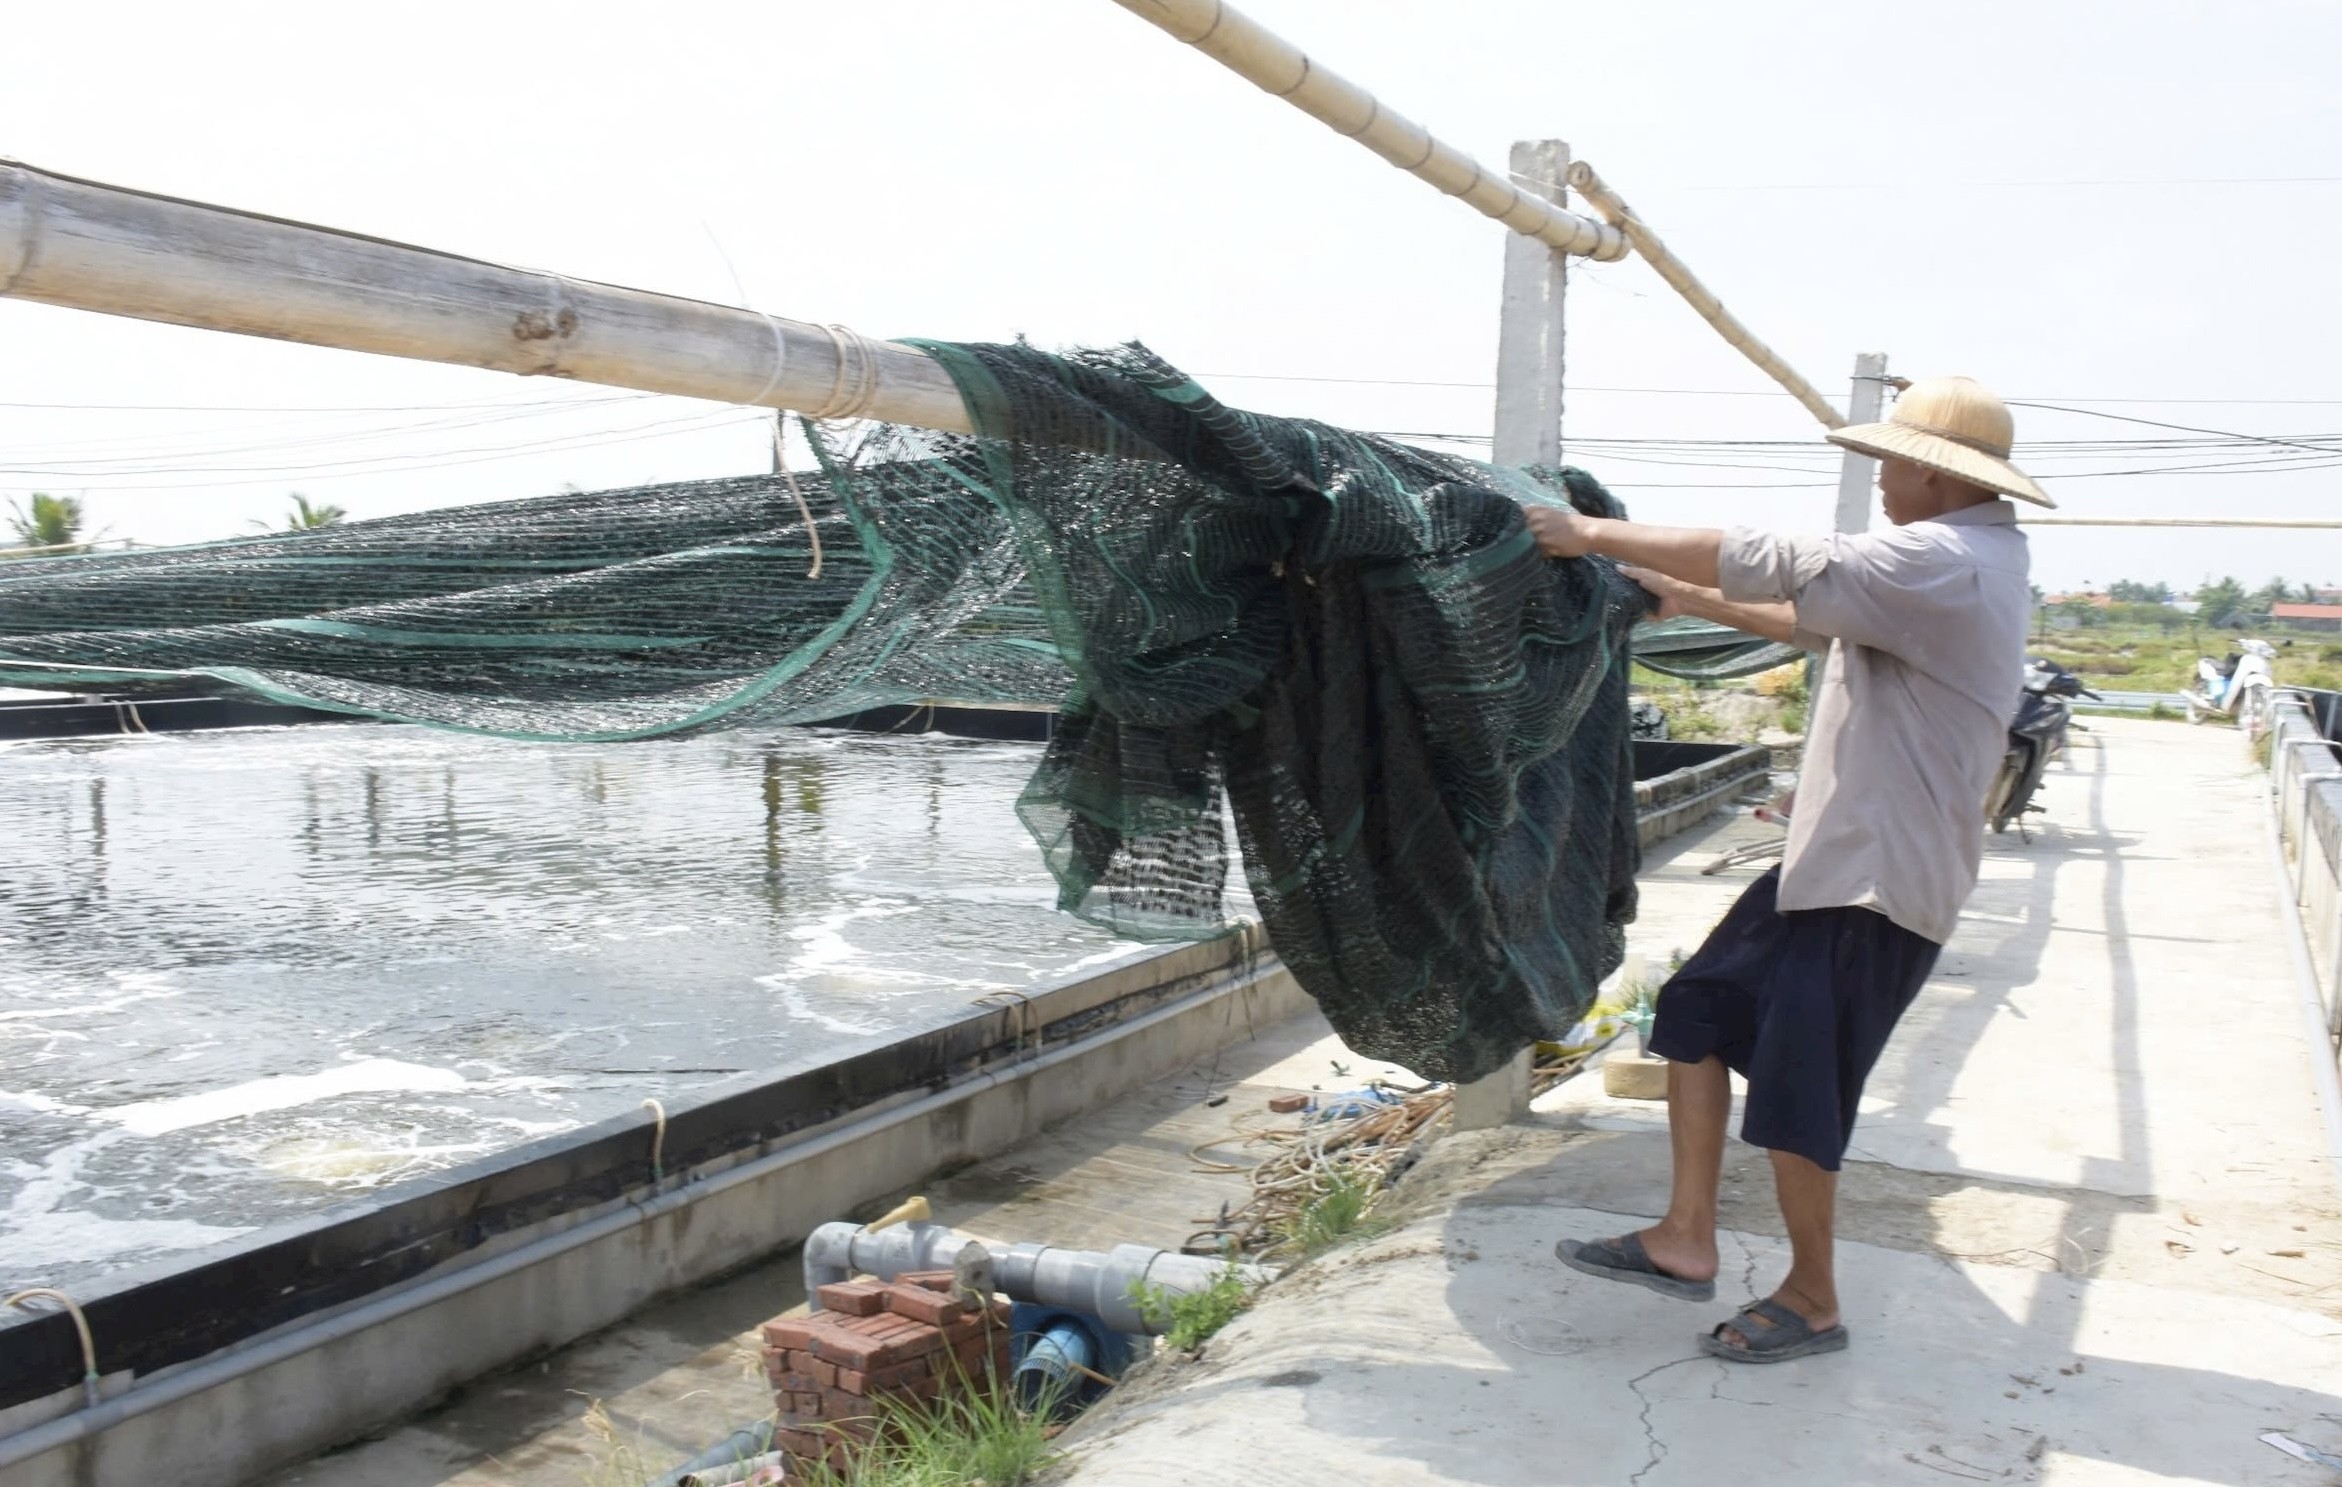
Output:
[
  {"xmin": 1521, "ymin": 507, "xmax": 1723, "ymax": 588},
  {"xmin": 1627, "ymin": 566, "xmax": 1800, "ymax": 646}
]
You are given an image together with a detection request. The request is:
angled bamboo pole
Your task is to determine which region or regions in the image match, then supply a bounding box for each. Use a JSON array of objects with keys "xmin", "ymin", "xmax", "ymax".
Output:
[
  {"xmin": 0, "ymin": 162, "xmax": 974, "ymax": 433},
  {"xmin": 1567, "ymin": 160, "xmax": 1846, "ymax": 429},
  {"xmin": 1109, "ymin": 0, "xmax": 1628, "ymax": 262}
]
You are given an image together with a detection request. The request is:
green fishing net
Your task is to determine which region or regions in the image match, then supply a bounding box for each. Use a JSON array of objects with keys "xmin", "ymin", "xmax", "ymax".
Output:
[{"xmin": 0, "ymin": 343, "xmax": 1784, "ymax": 1081}]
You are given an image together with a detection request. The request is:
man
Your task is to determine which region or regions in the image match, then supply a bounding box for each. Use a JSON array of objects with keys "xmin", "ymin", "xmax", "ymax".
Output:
[{"xmin": 1524, "ymin": 377, "xmax": 2043, "ymax": 1362}]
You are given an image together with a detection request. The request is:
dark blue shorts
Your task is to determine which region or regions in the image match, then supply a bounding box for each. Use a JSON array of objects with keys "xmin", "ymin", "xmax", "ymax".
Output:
[{"xmin": 1645, "ymin": 869, "xmax": 1940, "ymax": 1171}]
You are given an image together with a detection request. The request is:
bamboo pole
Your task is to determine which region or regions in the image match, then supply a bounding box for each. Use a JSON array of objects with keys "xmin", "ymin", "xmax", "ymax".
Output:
[
  {"xmin": 0, "ymin": 162, "xmax": 975, "ymax": 434},
  {"xmin": 1108, "ymin": 0, "xmax": 1628, "ymax": 262},
  {"xmin": 1566, "ymin": 160, "xmax": 1846, "ymax": 430}
]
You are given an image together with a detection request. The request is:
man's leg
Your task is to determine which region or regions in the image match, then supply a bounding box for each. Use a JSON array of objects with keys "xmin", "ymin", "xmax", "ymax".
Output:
[
  {"xmin": 1721, "ymin": 1148, "xmax": 1841, "ymax": 1345},
  {"xmin": 1634, "ymin": 1053, "xmax": 1730, "ymax": 1283}
]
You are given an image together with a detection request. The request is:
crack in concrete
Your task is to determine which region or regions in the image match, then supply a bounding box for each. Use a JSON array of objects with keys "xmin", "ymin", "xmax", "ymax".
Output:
[
  {"xmin": 1729, "ymin": 1227, "xmax": 1764, "ymax": 1302},
  {"xmin": 1625, "ymin": 1355, "xmax": 1707, "ymax": 1486}
]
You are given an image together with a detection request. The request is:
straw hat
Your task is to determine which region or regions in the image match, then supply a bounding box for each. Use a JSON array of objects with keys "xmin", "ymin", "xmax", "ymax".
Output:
[{"xmin": 1826, "ymin": 376, "xmax": 2054, "ymax": 508}]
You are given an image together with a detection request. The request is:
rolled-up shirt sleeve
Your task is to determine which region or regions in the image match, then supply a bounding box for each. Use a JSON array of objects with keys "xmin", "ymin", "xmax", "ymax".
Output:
[
  {"xmin": 1719, "ymin": 526, "xmax": 1836, "ymax": 653},
  {"xmin": 1723, "ymin": 525, "xmax": 1947, "ymax": 663},
  {"xmin": 1720, "ymin": 527, "xmax": 1831, "ymax": 602}
]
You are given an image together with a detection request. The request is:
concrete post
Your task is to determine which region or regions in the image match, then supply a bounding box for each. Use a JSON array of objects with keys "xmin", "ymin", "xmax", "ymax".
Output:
[
  {"xmin": 1490, "ymin": 139, "xmax": 1570, "ymax": 468},
  {"xmin": 1807, "ymin": 353, "xmax": 1889, "ymax": 698},
  {"xmin": 1456, "ymin": 139, "xmax": 1570, "ymax": 1131},
  {"xmin": 1833, "ymin": 352, "xmax": 1890, "ymax": 534}
]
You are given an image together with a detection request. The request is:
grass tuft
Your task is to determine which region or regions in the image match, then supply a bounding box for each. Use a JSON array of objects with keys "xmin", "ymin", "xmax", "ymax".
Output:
[
  {"xmin": 791, "ymin": 1376, "xmax": 1056, "ymax": 1487},
  {"xmin": 1130, "ymin": 1265, "xmax": 1255, "ymax": 1353}
]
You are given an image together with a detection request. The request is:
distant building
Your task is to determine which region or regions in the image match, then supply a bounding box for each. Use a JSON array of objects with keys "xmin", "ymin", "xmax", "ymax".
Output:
[{"xmin": 2270, "ymin": 602, "xmax": 2342, "ymax": 631}]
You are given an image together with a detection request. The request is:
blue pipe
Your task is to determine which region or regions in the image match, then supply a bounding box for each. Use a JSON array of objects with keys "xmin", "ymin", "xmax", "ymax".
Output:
[{"xmin": 1013, "ymin": 1320, "xmax": 1097, "ymax": 1415}]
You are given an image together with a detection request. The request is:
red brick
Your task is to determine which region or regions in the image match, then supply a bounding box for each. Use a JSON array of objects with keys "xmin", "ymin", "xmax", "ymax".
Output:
[
  {"xmin": 769, "ymin": 1366, "xmax": 821, "ymax": 1394},
  {"xmin": 884, "ymin": 1285, "xmax": 968, "ymax": 1327},
  {"xmin": 807, "ymin": 1328, "xmax": 887, "ymax": 1370},
  {"xmin": 941, "ymin": 1311, "xmax": 1001, "ymax": 1345},
  {"xmin": 897, "ymin": 1269, "xmax": 958, "ymax": 1293},
  {"xmin": 776, "ymin": 1425, "xmax": 827, "ymax": 1455},
  {"xmin": 761, "ymin": 1317, "xmax": 816, "ymax": 1351},
  {"xmin": 871, "ymin": 1355, "xmax": 934, "ymax": 1391},
  {"xmin": 952, "ymin": 1333, "xmax": 995, "ymax": 1369},
  {"xmin": 807, "ymin": 1357, "xmax": 838, "ymax": 1388},
  {"xmin": 840, "ymin": 1311, "xmax": 915, "ymax": 1340},
  {"xmin": 822, "ymin": 1387, "xmax": 878, "ymax": 1420},
  {"xmin": 876, "ymin": 1369, "xmax": 943, "ymax": 1404},
  {"xmin": 816, "ymin": 1279, "xmax": 890, "ymax": 1316},
  {"xmin": 1268, "ymin": 1092, "xmax": 1311, "ymax": 1114}
]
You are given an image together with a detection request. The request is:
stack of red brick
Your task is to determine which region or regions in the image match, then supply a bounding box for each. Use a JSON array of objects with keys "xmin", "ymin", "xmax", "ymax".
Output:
[{"xmin": 760, "ymin": 1271, "xmax": 1015, "ymax": 1473}]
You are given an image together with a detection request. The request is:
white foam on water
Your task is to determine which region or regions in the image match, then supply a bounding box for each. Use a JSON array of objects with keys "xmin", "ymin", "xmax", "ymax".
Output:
[
  {"xmin": 0, "ymin": 970, "xmax": 182, "ymax": 1025},
  {"xmin": 1051, "ymin": 943, "xmax": 1154, "ymax": 979},
  {"xmin": 1, "ymin": 1130, "xmax": 254, "ymax": 1273},
  {"xmin": 0, "ymin": 1088, "xmax": 90, "ymax": 1118},
  {"xmin": 105, "ymin": 1058, "xmax": 471, "ymax": 1137},
  {"xmin": 760, "ymin": 981, "xmax": 892, "ymax": 1036}
]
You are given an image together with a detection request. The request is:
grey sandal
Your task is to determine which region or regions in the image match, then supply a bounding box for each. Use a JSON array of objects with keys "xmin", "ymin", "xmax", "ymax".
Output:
[
  {"xmin": 1554, "ymin": 1233, "xmax": 1717, "ymax": 1302},
  {"xmin": 1699, "ymin": 1297, "xmax": 1849, "ymax": 1363}
]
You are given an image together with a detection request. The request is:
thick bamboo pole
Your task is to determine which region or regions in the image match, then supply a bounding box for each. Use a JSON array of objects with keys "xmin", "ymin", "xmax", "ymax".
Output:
[
  {"xmin": 1109, "ymin": 0, "xmax": 1628, "ymax": 262},
  {"xmin": 0, "ymin": 162, "xmax": 974, "ymax": 433},
  {"xmin": 1566, "ymin": 160, "xmax": 1846, "ymax": 430}
]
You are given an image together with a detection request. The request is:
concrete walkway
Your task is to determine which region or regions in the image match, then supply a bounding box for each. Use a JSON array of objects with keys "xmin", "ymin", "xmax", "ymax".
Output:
[{"xmin": 1050, "ymin": 718, "xmax": 2342, "ymax": 1484}]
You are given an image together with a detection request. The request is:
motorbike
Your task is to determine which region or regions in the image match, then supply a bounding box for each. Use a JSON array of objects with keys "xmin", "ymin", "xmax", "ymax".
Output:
[
  {"xmin": 1986, "ymin": 657, "xmax": 2099, "ymax": 837},
  {"xmin": 2181, "ymin": 637, "xmax": 2276, "ymax": 727}
]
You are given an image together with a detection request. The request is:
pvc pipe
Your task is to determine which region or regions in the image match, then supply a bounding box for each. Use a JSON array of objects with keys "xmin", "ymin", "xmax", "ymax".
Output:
[
  {"xmin": 804, "ymin": 1222, "xmax": 1270, "ymax": 1337},
  {"xmin": 0, "ymin": 162, "xmax": 974, "ymax": 434},
  {"xmin": 995, "ymin": 1242, "xmax": 1270, "ymax": 1337},
  {"xmin": 0, "ymin": 951, "xmax": 1270, "ymax": 1475},
  {"xmin": 678, "ymin": 1451, "xmax": 789, "ymax": 1487},
  {"xmin": 643, "ymin": 1421, "xmax": 777, "ymax": 1487},
  {"xmin": 1565, "ymin": 160, "xmax": 1845, "ymax": 430},
  {"xmin": 1013, "ymin": 1321, "xmax": 1095, "ymax": 1412},
  {"xmin": 1109, "ymin": 0, "xmax": 1626, "ymax": 262},
  {"xmin": 802, "ymin": 1219, "xmax": 987, "ymax": 1303}
]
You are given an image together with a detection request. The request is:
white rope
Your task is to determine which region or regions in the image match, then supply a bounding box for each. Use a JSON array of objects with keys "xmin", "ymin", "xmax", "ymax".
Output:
[
  {"xmin": 804, "ymin": 323, "xmax": 885, "ymax": 422},
  {"xmin": 640, "ymin": 1098, "xmax": 668, "ymax": 1183},
  {"xmin": 772, "ymin": 419, "xmax": 825, "ymax": 581},
  {"xmin": 8, "ymin": 1288, "xmax": 98, "ymax": 1408}
]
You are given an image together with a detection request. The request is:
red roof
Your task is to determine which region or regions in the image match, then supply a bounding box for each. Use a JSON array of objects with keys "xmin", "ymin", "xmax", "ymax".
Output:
[{"xmin": 2271, "ymin": 603, "xmax": 2342, "ymax": 620}]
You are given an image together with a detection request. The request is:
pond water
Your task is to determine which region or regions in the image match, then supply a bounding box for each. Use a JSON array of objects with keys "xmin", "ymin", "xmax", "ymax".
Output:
[{"xmin": 0, "ymin": 722, "xmax": 1163, "ymax": 1292}]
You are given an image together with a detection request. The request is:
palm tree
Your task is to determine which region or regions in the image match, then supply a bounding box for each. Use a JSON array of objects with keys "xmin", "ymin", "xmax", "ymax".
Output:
[
  {"xmin": 282, "ymin": 494, "xmax": 347, "ymax": 530},
  {"xmin": 5, "ymin": 493, "xmax": 88, "ymax": 556}
]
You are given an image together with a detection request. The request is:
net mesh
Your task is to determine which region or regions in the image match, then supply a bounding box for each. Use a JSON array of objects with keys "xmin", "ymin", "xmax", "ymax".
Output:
[{"xmin": 0, "ymin": 342, "xmax": 1785, "ymax": 1082}]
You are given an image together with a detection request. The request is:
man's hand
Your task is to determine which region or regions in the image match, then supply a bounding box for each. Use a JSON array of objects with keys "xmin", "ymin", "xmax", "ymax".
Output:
[
  {"xmin": 1523, "ymin": 505, "xmax": 1601, "ymax": 559},
  {"xmin": 1619, "ymin": 563, "xmax": 1690, "ymax": 620}
]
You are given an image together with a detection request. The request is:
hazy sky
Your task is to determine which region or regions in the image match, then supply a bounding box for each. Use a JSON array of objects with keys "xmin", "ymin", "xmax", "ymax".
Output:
[{"xmin": 3, "ymin": 0, "xmax": 2337, "ymax": 590}]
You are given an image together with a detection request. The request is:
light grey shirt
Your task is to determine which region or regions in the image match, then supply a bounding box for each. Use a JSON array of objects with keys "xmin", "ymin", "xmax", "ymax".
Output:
[{"xmin": 1719, "ymin": 502, "xmax": 2033, "ymax": 944}]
